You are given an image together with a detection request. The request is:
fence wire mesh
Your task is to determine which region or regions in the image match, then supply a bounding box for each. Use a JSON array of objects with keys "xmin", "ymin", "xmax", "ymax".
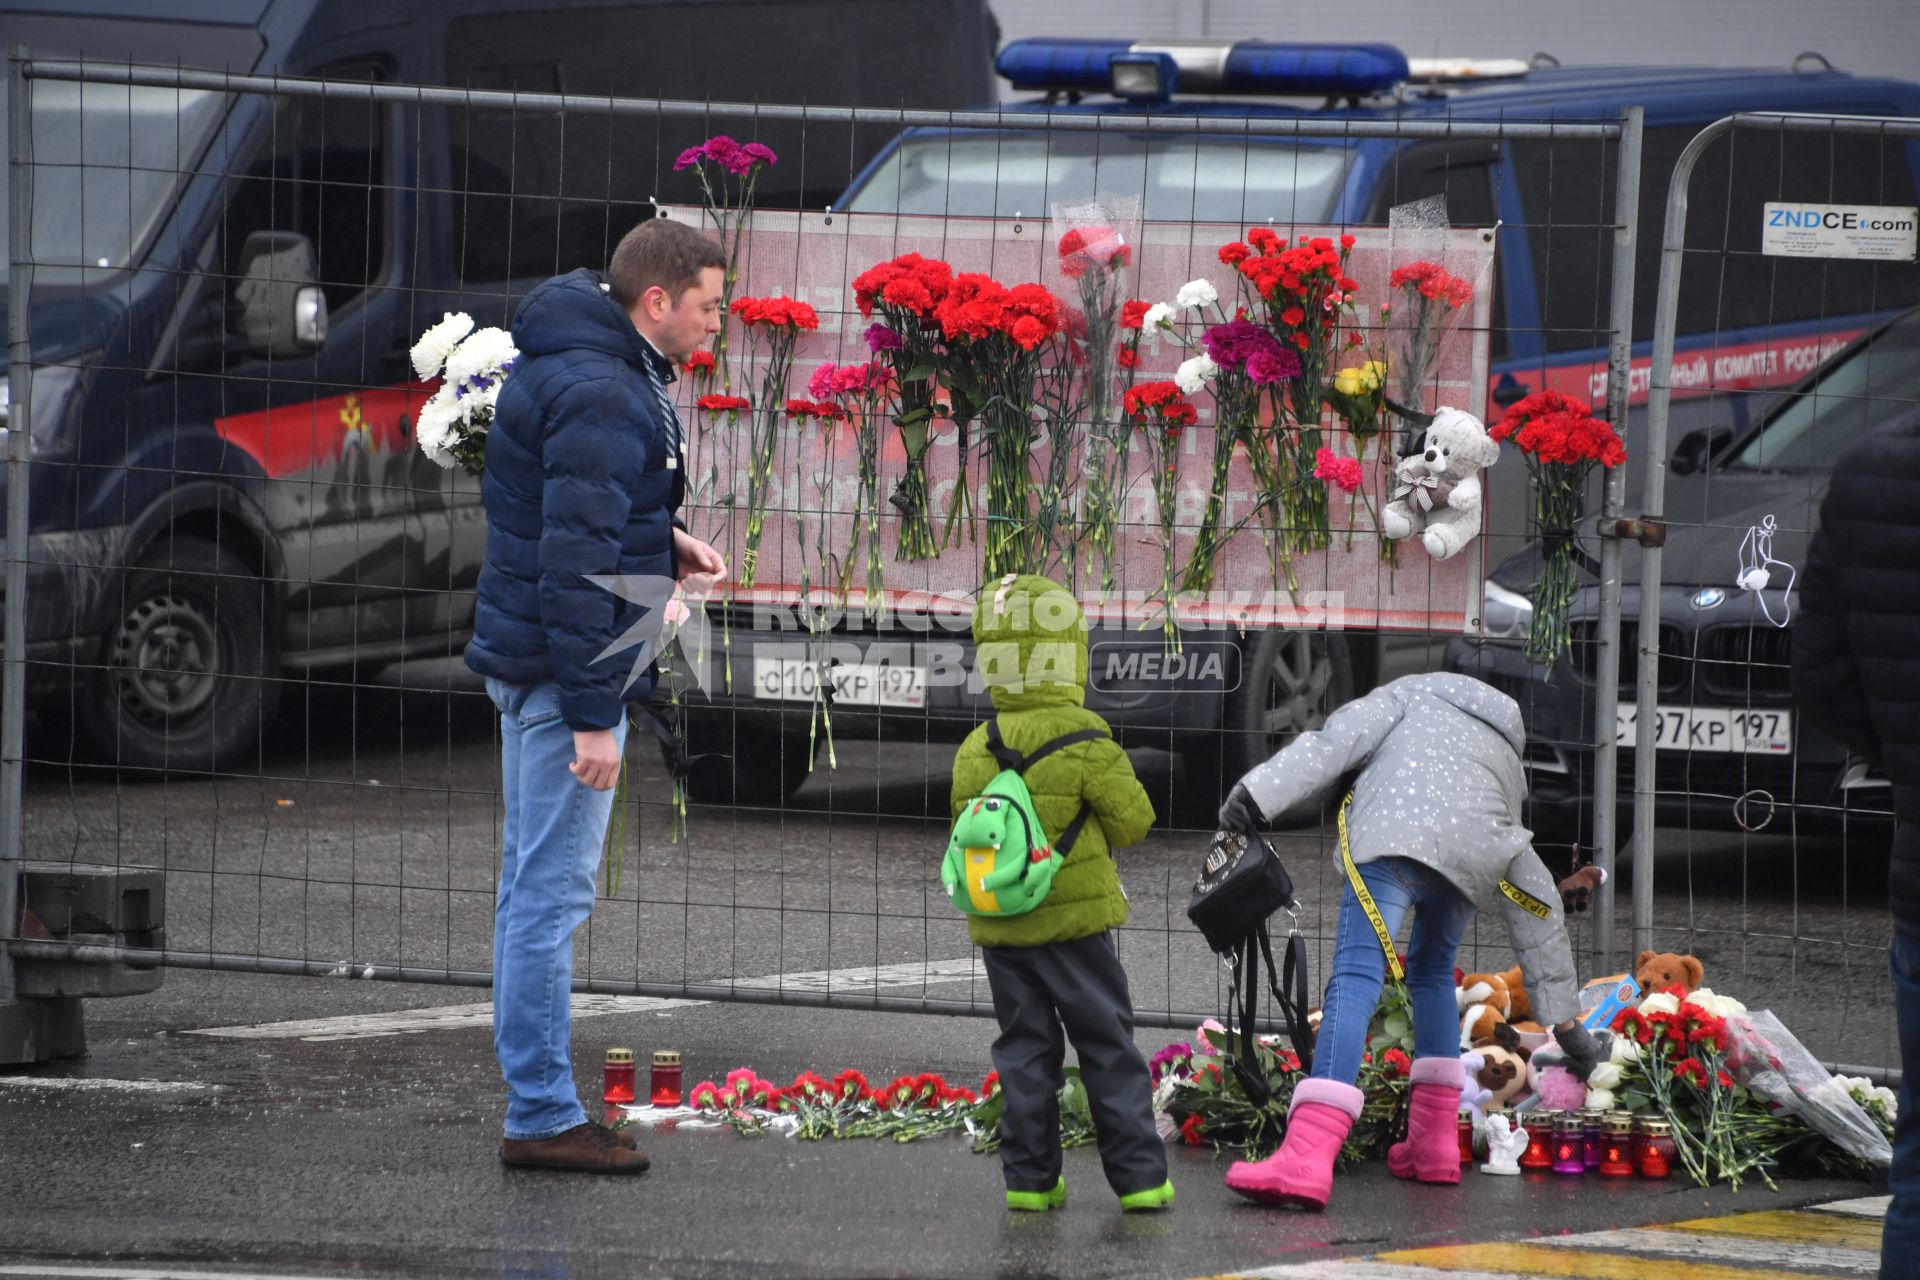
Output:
[
  {"xmin": 1627, "ymin": 112, "xmax": 1920, "ymax": 1078},
  {"xmin": 4, "ymin": 57, "xmax": 1893, "ymax": 1075}
]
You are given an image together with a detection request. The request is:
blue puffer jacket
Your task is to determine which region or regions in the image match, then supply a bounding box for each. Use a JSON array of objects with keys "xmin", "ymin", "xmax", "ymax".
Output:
[{"xmin": 464, "ymin": 268, "xmax": 680, "ymax": 729}]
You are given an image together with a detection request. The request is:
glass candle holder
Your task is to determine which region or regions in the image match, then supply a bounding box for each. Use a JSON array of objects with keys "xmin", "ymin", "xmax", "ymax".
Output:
[
  {"xmin": 603, "ymin": 1047, "xmax": 636, "ymax": 1104},
  {"xmin": 1639, "ymin": 1118, "xmax": 1676, "ymax": 1179},
  {"xmin": 1599, "ymin": 1118, "xmax": 1637, "ymax": 1176},
  {"xmin": 1580, "ymin": 1107, "xmax": 1606, "ymax": 1170},
  {"xmin": 1551, "ymin": 1114, "xmax": 1588, "ymax": 1175},
  {"xmin": 1457, "ymin": 1110, "xmax": 1476, "ymax": 1164},
  {"xmin": 1519, "ymin": 1110, "xmax": 1558, "ymax": 1170},
  {"xmin": 650, "ymin": 1050, "xmax": 683, "ymax": 1107}
]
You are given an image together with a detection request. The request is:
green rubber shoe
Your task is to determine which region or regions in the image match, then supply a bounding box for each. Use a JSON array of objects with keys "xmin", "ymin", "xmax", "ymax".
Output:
[
  {"xmin": 1006, "ymin": 1177, "xmax": 1068, "ymax": 1212},
  {"xmin": 1118, "ymin": 1178, "xmax": 1175, "ymax": 1213}
]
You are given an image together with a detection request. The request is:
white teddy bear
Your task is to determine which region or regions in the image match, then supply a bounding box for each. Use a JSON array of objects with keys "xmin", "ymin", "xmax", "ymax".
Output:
[{"xmin": 1380, "ymin": 407, "xmax": 1500, "ymax": 561}]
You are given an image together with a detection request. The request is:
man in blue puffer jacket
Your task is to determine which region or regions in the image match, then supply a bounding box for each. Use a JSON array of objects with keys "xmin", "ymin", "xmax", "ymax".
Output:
[{"xmin": 467, "ymin": 217, "xmax": 727, "ymax": 1173}]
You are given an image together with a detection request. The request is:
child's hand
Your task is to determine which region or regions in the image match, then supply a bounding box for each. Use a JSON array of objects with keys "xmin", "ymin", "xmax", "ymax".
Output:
[
  {"xmin": 1217, "ymin": 783, "xmax": 1264, "ymax": 834},
  {"xmin": 1553, "ymin": 1019, "xmax": 1605, "ymax": 1081}
]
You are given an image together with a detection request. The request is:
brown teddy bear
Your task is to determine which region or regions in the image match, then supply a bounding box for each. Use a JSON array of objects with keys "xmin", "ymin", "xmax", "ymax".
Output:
[
  {"xmin": 1586, "ymin": 950, "xmax": 1707, "ymax": 1001},
  {"xmin": 1635, "ymin": 950, "xmax": 1704, "ymax": 997}
]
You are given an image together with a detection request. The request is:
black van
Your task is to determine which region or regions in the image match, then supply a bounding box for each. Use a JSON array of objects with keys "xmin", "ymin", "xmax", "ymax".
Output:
[{"xmin": 0, "ymin": 0, "xmax": 995, "ymax": 772}]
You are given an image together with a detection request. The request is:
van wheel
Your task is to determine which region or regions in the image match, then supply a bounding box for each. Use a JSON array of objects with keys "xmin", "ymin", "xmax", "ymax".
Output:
[
  {"xmin": 1175, "ymin": 631, "xmax": 1354, "ymax": 827},
  {"xmin": 681, "ymin": 718, "xmax": 817, "ymax": 808},
  {"xmin": 78, "ymin": 537, "xmax": 279, "ymax": 775}
]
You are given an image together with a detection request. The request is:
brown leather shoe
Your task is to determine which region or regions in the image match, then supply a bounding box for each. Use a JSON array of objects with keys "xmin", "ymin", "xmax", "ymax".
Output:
[{"xmin": 500, "ymin": 1122, "xmax": 650, "ymax": 1173}]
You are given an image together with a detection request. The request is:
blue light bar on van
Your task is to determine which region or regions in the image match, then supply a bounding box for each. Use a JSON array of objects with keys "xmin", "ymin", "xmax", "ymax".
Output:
[{"xmin": 996, "ymin": 39, "xmax": 1410, "ymax": 99}]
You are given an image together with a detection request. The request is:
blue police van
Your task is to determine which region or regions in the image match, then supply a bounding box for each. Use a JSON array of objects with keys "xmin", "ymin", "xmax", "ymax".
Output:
[{"xmin": 697, "ymin": 37, "xmax": 1920, "ymax": 815}]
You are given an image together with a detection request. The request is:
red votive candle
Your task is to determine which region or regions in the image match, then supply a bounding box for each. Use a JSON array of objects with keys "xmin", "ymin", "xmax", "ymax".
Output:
[
  {"xmin": 650, "ymin": 1049, "xmax": 683, "ymax": 1107},
  {"xmin": 1519, "ymin": 1110, "xmax": 1558, "ymax": 1170},
  {"xmin": 603, "ymin": 1048, "xmax": 636, "ymax": 1104}
]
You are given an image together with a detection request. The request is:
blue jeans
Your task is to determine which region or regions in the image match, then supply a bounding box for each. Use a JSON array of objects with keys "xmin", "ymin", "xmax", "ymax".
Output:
[
  {"xmin": 1886, "ymin": 917, "xmax": 1920, "ymax": 1278},
  {"xmin": 1312, "ymin": 856, "xmax": 1477, "ymax": 1085},
  {"xmin": 488, "ymin": 678, "xmax": 629, "ymax": 1140}
]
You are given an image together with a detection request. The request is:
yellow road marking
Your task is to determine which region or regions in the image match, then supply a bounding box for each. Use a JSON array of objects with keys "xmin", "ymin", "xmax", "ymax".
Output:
[
  {"xmin": 1652, "ymin": 1210, "xmax": 1883, "ymax": 1250},
  {"xmin": 1377, "ymin": 1241, "xmax": 1834, "ymax": 1279}
]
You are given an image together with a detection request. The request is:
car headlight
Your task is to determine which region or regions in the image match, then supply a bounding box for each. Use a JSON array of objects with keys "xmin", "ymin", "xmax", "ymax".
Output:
[{"xmin": 1481, "ymin": 580, "xmax": 1534, "ymax": 641}]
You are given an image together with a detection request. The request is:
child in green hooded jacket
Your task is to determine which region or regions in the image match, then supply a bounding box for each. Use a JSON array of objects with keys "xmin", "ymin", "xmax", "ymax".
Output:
[{"xmin": 949, "ymin": 574, "xmax": 1170, "ymax": 1213}]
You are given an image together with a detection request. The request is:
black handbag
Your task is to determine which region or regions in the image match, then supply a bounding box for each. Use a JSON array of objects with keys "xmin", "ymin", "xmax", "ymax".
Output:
[{"xmin": 1186, "ymin": 827, "xmax": 1314, "ymax": 1099}]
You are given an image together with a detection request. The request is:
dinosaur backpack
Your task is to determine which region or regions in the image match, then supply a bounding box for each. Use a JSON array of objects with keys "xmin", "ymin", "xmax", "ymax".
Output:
[{"xmin": 941, "ymin": 721, "xmax": 1105, "ymax": 918}]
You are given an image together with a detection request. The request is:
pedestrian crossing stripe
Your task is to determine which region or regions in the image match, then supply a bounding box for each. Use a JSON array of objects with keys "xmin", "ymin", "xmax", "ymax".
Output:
[{"xmin": 1213, "ymin": 1196, "xmax": 1888, "ymax": 1279}]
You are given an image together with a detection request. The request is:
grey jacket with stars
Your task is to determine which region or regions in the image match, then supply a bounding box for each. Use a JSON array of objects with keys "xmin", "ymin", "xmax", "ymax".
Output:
[{"xmin": 1239, "ymin": 672, "xmax": 1580, "ymax": 1025}]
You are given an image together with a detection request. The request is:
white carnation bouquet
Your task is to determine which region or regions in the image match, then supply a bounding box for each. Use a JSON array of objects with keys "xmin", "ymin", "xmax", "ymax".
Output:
[{"xmin": 410, "ymin": 312, "xmax": 518, "ymax": 476}]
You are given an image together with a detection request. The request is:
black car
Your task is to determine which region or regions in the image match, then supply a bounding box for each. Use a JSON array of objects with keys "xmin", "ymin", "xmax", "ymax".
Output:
[{"xmin": 1447, "ymin": 304, "xmax": 1920, "ymax": 842}]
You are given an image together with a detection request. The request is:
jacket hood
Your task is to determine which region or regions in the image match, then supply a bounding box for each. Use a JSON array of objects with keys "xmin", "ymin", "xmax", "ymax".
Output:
[
  {"xmin": 1395, "ymin": 672, "xmax": 1526, "ymax": 757},
  {"xmin": 973, "ymin": 574, "xmax": 1089, "ymax": 711},
  {"xmin": 510, "ymin": 268, "xmax": 650, "ymax": 368}
]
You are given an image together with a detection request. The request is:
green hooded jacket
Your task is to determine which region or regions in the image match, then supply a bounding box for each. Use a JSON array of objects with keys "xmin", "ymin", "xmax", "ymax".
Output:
[{"xmin": 949, "ymin": 575, "xmax": 1157, "ymax": 948}]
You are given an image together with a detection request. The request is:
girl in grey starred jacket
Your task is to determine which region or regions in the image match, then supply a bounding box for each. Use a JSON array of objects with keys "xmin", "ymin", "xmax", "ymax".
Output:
[{"xmin": 1214, "ymin": 673, "xmax": 1600, "ymax": 1210}]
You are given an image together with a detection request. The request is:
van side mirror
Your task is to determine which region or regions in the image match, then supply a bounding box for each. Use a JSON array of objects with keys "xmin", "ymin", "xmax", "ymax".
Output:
[
  {"xmin": 233, "ymin": 230, "xmax": 328, "ymax": 359},
  {"xmin": 1671, "ymin": 427, "xmax": 1732, "ymax": 476}
]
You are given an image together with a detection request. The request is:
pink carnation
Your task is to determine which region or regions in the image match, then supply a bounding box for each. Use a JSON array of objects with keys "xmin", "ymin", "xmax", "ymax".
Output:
[{"xmin": 1314, "ymin": 447, "xmax": 1364, "ymax": 493}]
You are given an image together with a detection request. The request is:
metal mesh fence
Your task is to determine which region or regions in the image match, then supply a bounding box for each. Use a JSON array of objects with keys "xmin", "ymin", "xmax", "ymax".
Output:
[
  {"xmin": 1624, "ymin": 112, "xmax": 1920, "ymax": 1077},
  {"xmin": 14, "ymin": 55, "xmax": 1891, "ymax": 1072}
]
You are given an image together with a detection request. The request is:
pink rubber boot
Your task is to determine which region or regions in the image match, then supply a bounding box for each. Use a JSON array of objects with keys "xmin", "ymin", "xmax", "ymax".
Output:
[
  {"xmin": 1223, "ymin": 1079, "xmax": 1363, "ymax": 1210},
  {"xmin": 1387, "ymin": 1057, "xmax": 1465, "ymax": 1184}
]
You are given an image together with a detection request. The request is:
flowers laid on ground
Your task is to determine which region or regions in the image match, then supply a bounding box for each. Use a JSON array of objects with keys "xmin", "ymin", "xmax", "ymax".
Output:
[
  {"xmin": 730, "ymin": 294, "xmax": 820, "ymax": 586},
  {"xmin": 1489, "ymin": 390, "xmax": 1628, "ymax": 664},
  {"xmin": 410, "ymin": 312, "xmax": 517, "ymax": 476},
  {"xmin": 633, "ymin": 970, "xmax": 1889, "ymax": 1198},
  {"xmin": 1609, "ymin": 990, "xmax": 1891, "ymax": 1188},
  {"xmin": 676, "ymin": 134, "xmax": 777, "ymax": 385},
  {"xmin": 674, "ymin": 1065, "xmax": 1056, "ymax": 1147},
  {"xmin": 851, "ymin": 252, "xmax": 952, "ymax": 561}
]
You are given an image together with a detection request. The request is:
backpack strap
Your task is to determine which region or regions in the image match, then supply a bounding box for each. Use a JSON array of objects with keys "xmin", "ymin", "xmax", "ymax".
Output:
[
  {"xmin": 984, "ymin": 719, "xmax": 1109, "ymax": 859},
  {"xmin": 986, "ymin": 720, "xmax": 1106, "ymax": 773}
]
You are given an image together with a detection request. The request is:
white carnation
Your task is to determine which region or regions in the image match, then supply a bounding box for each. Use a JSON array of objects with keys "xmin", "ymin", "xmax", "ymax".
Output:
[
  {"xmin": 1142, "ymin": 301, "xmax": 1176, "ymax": 329},
  {"xmin": 1175, "ymin": 278, "xmax": 1217, "ymax": 310},
  {"xmin": 410, "ymin": 311, "xmax": 474, "ymax": 380},
  {"xmin": 443, "ymin": 326, "xmax": 518, "ymax": 392},
  {"xmin": 1174, "ymin": 353, "xmax": 1218, "ymax": 395}
]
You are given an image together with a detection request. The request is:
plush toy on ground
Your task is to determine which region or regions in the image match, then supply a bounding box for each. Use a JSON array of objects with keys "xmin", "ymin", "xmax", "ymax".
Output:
[
  {"xmin": 1475, "ymin": 1043, "xmax": 1532, "ymax": 1109},
  {"xmin": 1635, "ymin": 950, "xmax": 1705, "ymax": 997},
  {"xmin": 1381, "ymin": 407, "xmax": 1500, "ymax": 561}
]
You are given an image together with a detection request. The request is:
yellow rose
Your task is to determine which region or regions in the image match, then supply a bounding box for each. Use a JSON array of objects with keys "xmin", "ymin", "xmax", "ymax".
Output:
[
  {"xmin": 1362, "ymin": 360, "xmax": 1387, "ymax": 389},
  {"xmin": 1334, "ymin": 368, "xmax": 1363, "ymax": 396}
]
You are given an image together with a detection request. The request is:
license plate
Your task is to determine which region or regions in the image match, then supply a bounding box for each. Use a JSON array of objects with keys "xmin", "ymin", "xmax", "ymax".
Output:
[
  {"xmin": 1615, "ymin": 705, "xmax": 1792, "ymax": 754},
  {"xmin": 752, "ymin": 656, "xmax": 927, "ymax": 709}
]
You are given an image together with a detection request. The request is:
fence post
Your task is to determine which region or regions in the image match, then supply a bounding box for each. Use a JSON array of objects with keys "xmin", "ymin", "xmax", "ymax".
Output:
[
  {"xmin": 1587, "ymin": 106, "xmax": 1643, "ymax": 975},
  {"xmin": 2, "ymin": 44, "xmax": 33, "ymax": 1006},
  {"xmin": 1635, "ymin": 116, "xmax": 1738, "ymax": 955}
]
